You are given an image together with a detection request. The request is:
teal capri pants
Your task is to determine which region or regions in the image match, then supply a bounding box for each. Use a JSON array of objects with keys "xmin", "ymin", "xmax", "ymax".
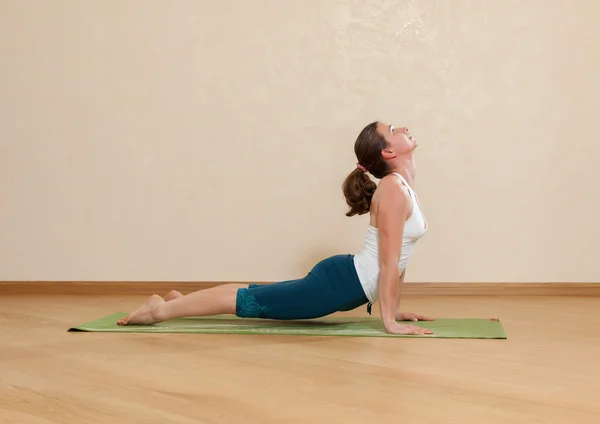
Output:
[{"xmin": 235, "ymin": 254, "xmax": 369, "ymax": 320}]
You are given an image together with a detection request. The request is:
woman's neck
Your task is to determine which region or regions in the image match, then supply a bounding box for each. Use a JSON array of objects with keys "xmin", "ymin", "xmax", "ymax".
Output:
[{"xmin": 391, "ymin": 158, "xmax": 416, "ymax": 185}]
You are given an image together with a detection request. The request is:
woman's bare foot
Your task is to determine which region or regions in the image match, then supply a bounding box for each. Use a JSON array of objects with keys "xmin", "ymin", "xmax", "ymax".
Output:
[
  {"xmin": 117, "ymin": 294, "xmax": 165, "ymax": 325},
  {"xmin": 164, "ymin": 290, "xmax": 183, "ymax": 301}
]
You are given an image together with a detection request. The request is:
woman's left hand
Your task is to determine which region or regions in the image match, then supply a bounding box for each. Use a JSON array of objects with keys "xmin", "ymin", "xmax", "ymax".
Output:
[{"xmin": 396, "ymin": 312, "xmax": 434, "ymax": 322}]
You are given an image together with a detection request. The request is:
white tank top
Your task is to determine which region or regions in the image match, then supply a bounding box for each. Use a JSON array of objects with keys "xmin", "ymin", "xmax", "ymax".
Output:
[{"xmin": 353, "ymin": 172, "xmax": 427, "ymax": 303}]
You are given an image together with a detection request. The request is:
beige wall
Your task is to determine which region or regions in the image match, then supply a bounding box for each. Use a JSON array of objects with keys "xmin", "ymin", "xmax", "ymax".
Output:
[{"xmin": 1, "ymin": 1, "xmax": 599, "ymax": 283}]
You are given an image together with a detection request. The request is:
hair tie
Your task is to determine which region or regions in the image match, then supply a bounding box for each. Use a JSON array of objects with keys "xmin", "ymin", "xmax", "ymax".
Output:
[{"xmin": 356, "ymin": 163, "xmax": 367, "ymax": 172}]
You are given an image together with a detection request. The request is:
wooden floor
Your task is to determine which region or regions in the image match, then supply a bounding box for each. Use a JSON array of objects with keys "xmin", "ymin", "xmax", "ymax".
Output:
[{"xmin": 1, "ymin": 294, "xmax": 599, "ymax": 423}]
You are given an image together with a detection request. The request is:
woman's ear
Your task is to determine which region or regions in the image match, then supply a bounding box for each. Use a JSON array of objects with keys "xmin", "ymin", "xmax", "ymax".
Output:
[{"xmin": 381, "ymin": 148, "xmax": 396, "ymax": 160}]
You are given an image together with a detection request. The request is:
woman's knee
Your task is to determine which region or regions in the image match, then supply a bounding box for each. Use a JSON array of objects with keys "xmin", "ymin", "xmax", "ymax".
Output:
[{"xmin": 235, "ymin": 286, "xmax": 268, "ymax": 318}]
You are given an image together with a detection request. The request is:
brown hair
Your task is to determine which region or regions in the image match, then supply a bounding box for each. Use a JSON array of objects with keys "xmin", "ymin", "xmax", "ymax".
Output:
[{"xmin": 342, "ymin": 122, "xmax": 391, "ymax": 216}]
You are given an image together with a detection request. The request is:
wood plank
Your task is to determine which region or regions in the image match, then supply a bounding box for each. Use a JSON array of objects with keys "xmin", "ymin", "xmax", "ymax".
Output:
[{"xmin": 1, "ymin": 281, "xmax": 598, "ymax": 296}]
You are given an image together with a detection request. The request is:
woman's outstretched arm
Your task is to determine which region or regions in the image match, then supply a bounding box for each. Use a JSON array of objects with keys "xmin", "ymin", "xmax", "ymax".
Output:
[{"xmin": 376, "ymin": 177, "xmax": 433, "ymax": 335}]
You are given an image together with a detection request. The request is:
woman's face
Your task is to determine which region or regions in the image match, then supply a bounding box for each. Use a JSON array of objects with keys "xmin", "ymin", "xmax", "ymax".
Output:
[{"xmin": 376, "ymin": 122, "xmax": 418, "ymax": 158}]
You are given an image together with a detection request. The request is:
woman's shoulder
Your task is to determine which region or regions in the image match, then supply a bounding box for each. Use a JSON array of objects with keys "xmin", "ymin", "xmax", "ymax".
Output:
[
  {"xmin": 378, "ymin": 173, "xmax": 408, "ymax": 193},
  {"xmin": 374, "ymin": 173, "xmax": 410, "ymax": 208}
]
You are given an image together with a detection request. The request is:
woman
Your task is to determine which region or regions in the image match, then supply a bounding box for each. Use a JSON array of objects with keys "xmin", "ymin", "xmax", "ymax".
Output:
[{"xmin": 118, "ymin": 121, "xmax": 434, "ymax": 335}]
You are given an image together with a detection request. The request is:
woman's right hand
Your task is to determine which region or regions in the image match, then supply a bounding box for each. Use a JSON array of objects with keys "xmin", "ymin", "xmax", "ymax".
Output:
[{"xmin": 385, "ymin": 322, "xmax": 434, "ymax": 335}]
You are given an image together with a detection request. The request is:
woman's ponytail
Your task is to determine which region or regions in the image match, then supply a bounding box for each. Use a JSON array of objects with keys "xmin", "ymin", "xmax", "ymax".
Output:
[{"xmin": 342, "ymin": 167, "xmax": 377, "ymax": 216}]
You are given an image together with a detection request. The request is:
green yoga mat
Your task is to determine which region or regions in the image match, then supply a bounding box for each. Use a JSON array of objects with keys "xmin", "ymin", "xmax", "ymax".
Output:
[{"xmin": 68, "ymin": 313, "xmax": 506, "ymax": 339}]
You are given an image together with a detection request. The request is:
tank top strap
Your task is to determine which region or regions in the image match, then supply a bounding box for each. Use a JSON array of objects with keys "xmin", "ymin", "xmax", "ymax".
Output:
[
  {"xmin": 392, "ymin": 172, "xmax": 427, "ymax": 230},
  {"xmin": 392, "ymin": 171, "xmax": 416, "ymax": 208},
  {"xmin": 392, "ymin": 172, "xmax": 413, "ymax": 193}
]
